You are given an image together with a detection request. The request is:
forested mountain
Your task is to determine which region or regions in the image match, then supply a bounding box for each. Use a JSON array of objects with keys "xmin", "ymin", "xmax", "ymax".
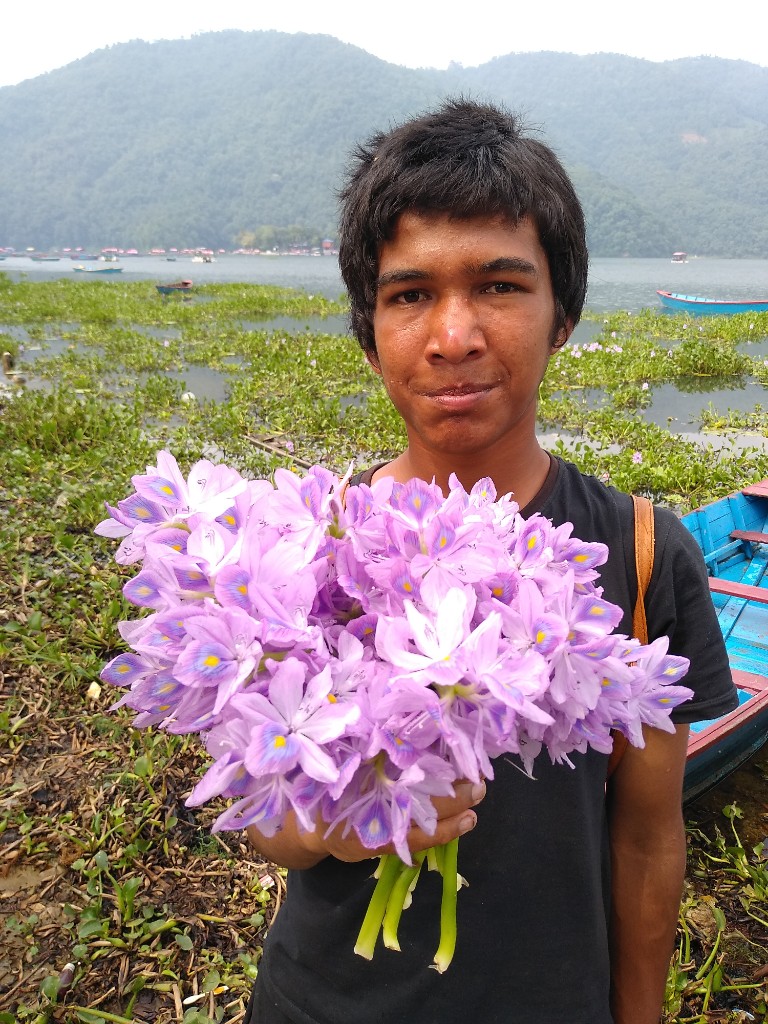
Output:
[{"xmin": 0, "ymin": 30, "xmax": 766, "ymax": 257}]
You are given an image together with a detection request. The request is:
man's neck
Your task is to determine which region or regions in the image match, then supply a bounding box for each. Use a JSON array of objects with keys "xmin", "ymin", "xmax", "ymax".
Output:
[{"xmin": 377, "ymin": 439, "xmax": 552, "ymax": 508}]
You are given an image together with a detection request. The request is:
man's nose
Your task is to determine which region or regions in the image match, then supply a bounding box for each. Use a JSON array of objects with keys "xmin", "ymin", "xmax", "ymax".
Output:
[{"xmin": 425, "ymin": 296, "xmax": 485, "ymax": 362}]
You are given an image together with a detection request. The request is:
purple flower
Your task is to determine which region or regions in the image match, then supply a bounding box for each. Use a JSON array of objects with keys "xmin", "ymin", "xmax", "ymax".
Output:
[{"xmin": 98, "ymin": 451, "xmax": 693, "ymax": 855}]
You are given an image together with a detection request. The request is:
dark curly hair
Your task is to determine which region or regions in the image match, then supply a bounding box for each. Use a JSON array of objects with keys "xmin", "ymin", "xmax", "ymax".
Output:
[{"xmin": 338, "ymin": 98, "xmax": 588, "ymax": 355}]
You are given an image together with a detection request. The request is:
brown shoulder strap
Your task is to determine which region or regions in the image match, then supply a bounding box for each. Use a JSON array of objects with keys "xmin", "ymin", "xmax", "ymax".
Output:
[
  {"xmin": 607, "ymin": 494, "xmax": 655, "ymax": 779},
  {"xmin": 631, "ymin": 493, "xmax": 655, "ymax": 646}
]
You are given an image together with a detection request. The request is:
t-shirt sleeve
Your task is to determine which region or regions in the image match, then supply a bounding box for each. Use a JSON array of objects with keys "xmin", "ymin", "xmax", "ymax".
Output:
[{"xmin": 647, "ymin": 507, "xmax": 738, "ymax": 723}]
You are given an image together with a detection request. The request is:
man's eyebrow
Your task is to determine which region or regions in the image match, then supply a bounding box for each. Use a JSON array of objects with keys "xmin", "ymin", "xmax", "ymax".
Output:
[
  {"xmin": 474, "ymin": 257, "xmax": 539, "ymax": 276},
  {"xmin": 376, "ymin": 268, "xmax": 428, "ymax": 289},
  {"xmin": 376, "ymin": 257, "xmax": 539, "ymax": 290}
]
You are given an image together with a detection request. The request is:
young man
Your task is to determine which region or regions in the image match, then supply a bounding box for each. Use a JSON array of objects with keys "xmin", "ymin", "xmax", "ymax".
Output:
[{"xmin": 244, "ymin": 99, "xmax": 737, "ymax": 1024}]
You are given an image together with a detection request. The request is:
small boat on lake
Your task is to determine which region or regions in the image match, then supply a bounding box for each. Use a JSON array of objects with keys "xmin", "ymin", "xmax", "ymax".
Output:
[
  {"xmin": 156, "ymin": 279, "xmax": 193, "ymax": 295},
  {"xmin": 73, "ymin": 265, "xmax": 123, "ymax": 274},
  {"xmin": 671, "ymin": 252, "xmax": 688, "ymax": 264},
  {"xmin": 681, "ymin": 480, "xmax": 768, "ymax": 802},
  {"xmin": 657, "ymin": 290, "xmax": 768, "ymax": 316}
]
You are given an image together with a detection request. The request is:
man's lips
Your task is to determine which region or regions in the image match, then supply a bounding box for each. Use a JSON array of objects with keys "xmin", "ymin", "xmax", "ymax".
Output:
[
  {"xmin": 415, "ymin": 381, "xmax": 498, "ymax": 411},
  {"xmin": 417, "ymin": 382, "xmax": 497, "ymax": 398}
]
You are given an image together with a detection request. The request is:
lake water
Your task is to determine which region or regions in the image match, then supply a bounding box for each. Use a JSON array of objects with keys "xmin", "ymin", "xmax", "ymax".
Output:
[
  {"xmin": 8, "ymin": 252, "xmax": 768, "ymax": 446},
  {"xmin": 3, "ymin": 253, "xmax": 768, "ymax": 313}
]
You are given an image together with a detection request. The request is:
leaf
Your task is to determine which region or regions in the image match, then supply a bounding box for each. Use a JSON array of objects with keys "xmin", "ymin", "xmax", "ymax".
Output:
[
  {"xmin": 203, "ymin": 970, "xmax": 221, "ymax": 992},
  {"xmin": 175, "ymin": 932, "xmax": 194, "ymax": 950},
  {"xmin": 711, "ymin": 904, "xmax": 727, "ymax": 932},
  {"xmin": 93, "ymin": 850, "xmax": 109, "ymax": 871},
  {"xmin": 40, "ymin": 974, "xmax": 61, "ymax": 1001},
  {"xmin": 78, "ymin": 918, "xmax": 107, "ymax": 939}
]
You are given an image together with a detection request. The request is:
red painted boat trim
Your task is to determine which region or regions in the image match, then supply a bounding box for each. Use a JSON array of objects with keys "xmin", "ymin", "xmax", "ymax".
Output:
[
  {"xmin": 730, "ymin": 529, "xmax": 768, "ymax": 544},
  {"xmin": 708, "ymin": 577, "xmax": 768, "ymax": 603},
  {"xmin": 687, "ymin": 671, "xmax": 768, "ymax": 758}
]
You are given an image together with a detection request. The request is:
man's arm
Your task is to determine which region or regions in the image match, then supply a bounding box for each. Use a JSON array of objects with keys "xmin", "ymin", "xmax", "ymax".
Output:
[{"xmin": 607, "ymin": 723, "xmax": 689, "ymax": 1024}]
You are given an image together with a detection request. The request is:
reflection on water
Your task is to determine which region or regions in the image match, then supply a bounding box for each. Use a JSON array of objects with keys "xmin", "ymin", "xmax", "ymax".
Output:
[
  {"xmin": 646, "ymin": 380, "xmax": 767, "ymax": 429},
  {"xmin": 243, "ymin": 314, "xmax": 351, "ymax": 336},
  {"xmin": 163, "ymin": 366, "xmax": 231, "ymax": 404}
]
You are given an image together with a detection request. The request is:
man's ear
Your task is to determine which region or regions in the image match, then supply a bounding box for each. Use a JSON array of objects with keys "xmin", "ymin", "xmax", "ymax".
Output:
[
  {"xmin": 551, "ymin": 319, "xmax": 574, "ymax": 352},
  {"xmin": 366, "ymin": 349, "xmax": 382, "ymax": 374}
]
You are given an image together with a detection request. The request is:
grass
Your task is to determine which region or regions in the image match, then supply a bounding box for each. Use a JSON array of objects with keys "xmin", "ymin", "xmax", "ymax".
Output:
[{"xmin": 1, "ymin": 276, "xmax": 767, "ymax": 1022}]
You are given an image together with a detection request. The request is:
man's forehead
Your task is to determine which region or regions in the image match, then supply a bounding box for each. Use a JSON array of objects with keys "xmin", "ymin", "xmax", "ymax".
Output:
[{"xmin": 376, "ymin": 211, "xmax": 546, "ymax": 269}]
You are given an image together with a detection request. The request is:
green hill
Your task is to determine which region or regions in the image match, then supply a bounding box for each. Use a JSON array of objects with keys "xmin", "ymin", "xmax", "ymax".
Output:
[{"xmin": 0, "ymin": 31, "xmax": 765, "ymax": 256}]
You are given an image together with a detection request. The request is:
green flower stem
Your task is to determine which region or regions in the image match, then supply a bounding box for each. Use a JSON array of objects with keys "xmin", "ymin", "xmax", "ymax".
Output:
[
  {"xmin": 382, "ymin": 851, "xmax": 425, "ymax": 951},
  {"xmin": 433, "ymin": 837, "xmax": 460, "ymax": 974},
  {"xmin": 354, "ymin": 854, "xmax": 404, "ymax": 960}
]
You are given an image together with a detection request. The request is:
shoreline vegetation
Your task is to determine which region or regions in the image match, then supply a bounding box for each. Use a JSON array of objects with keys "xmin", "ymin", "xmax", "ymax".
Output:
[{"xmin": 1, "ymin": 276, "xmax": 767, "ymax": 1023}]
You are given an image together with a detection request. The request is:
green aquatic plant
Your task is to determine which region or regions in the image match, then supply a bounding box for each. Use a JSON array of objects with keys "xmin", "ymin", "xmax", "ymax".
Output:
[{"xmin": 2, "ymin": 280, "xmax": 767, "ymax": 1021}]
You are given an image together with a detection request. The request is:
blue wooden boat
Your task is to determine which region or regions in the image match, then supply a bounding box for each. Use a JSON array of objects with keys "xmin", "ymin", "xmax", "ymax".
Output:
[
  {"xmin": 681, "ymin": 480, "xmax": 768, "ymax": 802},
  {"xmin": 156, "ymin": 279, "xmax": 193, "ymax": 296},
  {"xmin": 657, "ymin": 290, "xmax": 768, "ymax": 316},
  {"xmin": 73, "ymin": 265, "xmax": 123, "ymax": 274}
]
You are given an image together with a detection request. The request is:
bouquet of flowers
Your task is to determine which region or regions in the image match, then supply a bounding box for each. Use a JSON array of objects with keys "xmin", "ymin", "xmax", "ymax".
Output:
[{"xmin": 96, "ymin": 451, "xmax": 692, "ymax": 971}]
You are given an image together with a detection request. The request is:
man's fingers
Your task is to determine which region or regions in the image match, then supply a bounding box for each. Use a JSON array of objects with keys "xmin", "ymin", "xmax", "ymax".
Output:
[{"xmin": 432, "ymin": 780, "xmax": 486, "ymax": 818}]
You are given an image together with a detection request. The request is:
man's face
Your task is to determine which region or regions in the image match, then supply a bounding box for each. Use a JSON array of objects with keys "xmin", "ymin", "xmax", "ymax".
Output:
[{"xmin": 370, "ymin": 211, "xmax": 568, "ymax": 464}]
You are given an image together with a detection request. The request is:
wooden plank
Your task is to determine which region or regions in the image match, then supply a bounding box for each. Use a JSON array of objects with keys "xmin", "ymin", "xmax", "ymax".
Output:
[
  {"xmin": 709, "ymin": 577, "xmax": 768, "ymax": 604},
  {"xmin": 740, "ymin": 550, "xmax": 768, "ymax": 588},
  {"xmin": 731, "ymin": 529, "xmax": 768, "ymax": 545},
  {"xmin": 728, "ymin": 494, "xmax": 748, "ymax": 533},
  {"xmin": 702, "ymin": 539, "xmax": 744, "ymax": 566},
  {"xmin": 742, "ymin": 481, "xmax": 768, "ymax": 498},
  {"xmin": 731, "ymin": 668, "xmax": 768, "ymax": 693}
]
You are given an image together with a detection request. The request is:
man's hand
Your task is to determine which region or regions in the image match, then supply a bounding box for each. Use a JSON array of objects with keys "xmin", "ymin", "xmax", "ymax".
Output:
[{"xmin": 246, "ymin": 780, "xmax": 486, "ymax": 870}]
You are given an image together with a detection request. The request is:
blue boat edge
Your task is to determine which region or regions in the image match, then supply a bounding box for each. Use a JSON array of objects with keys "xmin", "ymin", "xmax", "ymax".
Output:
[
  {"xmin": 657, "ymin": 290, "xmax": 768, "ymax": 316},
  {"xmin": 680, "ymin": 480, "xmax": 768, "ymax": 803}
]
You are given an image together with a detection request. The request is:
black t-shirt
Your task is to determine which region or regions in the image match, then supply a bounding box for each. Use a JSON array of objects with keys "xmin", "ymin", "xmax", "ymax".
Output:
[{"xmin": 252, "ymin": 458, "xmax": 737, "ymax": 1024}]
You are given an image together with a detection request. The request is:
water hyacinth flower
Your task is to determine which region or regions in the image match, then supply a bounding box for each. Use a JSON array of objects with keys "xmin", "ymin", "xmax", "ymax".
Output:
[{"xmin": 97, "ymin": 450, "xmax": 693, "ymax": 972}]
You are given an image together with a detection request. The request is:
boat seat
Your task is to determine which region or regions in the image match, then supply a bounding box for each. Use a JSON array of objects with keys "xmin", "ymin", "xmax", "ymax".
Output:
[
  {"xmin": 742, "ymin": 481, "xmax": 768, "ymax": 499},
  {"xmin": 730, "ymin": 529, "xmax": 768, "ymax": 545},
  {"xmin": 708, "ymin": 577, "xmax": 768, "ymax": 604}
]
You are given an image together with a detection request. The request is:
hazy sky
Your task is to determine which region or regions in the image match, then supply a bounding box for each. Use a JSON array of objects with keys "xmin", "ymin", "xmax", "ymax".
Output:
[{"xmin": 2, "ymin": 0, "xmax": 764, "ymax": 88}]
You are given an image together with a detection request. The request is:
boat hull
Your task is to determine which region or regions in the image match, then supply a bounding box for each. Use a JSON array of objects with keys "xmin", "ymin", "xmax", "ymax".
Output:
[
  {"xmin": 681, "ymin": 482, "xmax": 768, "ymax": 801},
  {"xmin": 156, "ymin": 280, "xmax": 193, "ymax": 295},
  {"xmin": 73, "ymin": 266, "xmax": 123, "ymax": 274},
  {"xmin": 657, "ymin": 290, "xmax": 768, "ymax": 315}
]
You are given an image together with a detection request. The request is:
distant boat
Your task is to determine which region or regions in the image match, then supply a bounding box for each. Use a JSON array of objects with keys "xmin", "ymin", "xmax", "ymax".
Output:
[
  {"xmin": 73, "ymin": 265, "xmax": 123, "ymax": 274},
  {"xmin": 657, "ymin": 291, "xmax": 768, "ymax": 315},
  {"xmin": 30, "ymin": 254, "xmax": 60, "ymax": 262},
  {"xmin": 156, "ymin": 279, "xmax": 193, "ymax": 295},
  {"xmin": 681, "ymin": 480, "xmax": 768, "ymax": 802},
  {"xmin": 671, "ymin": 251, "xmax": 688, "ymax": 264}
]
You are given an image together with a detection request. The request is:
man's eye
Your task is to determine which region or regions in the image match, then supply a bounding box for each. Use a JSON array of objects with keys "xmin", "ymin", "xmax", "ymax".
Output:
[
  {"xmin": 485, "ymin": 282, "xmax": 517, "ymax": 294},
  {"xmin": 397, "ymin": 290, "xmax": 423, "ymax": 304}
]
